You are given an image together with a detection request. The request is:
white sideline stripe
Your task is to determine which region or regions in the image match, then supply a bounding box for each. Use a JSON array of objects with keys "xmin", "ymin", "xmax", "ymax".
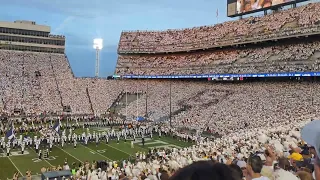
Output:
[
  {"xmin": 144, "ymin": 141, "xmax": 168, "ymax": 145},
  {"xmin": 55, "ymin": 145, "xmax": 83, "ymax": 163},
  {"xmin": 104, "ymin": 143, "xmax": 131, "ymax": 156},
  {"xmin": 124, "ymin": 142, "xmax": 148, "ymax": 152},
  {"xmin": 129, "ymin": 138, "xmax": 152, "ymax": 142},
  {"xmin": 147, "ymin": 145, "xmax": 181, "ymax": 149},
  {"xmin": 29, "ymin": 148, "xmax": 53, "ymax": 167},
  {"xmin": 8, "ymin": 156, "xmax": 23, "ymax": 176},
  {"xmin": 79, "ymin": 144, "xmax": 112, "ymax": 161}
]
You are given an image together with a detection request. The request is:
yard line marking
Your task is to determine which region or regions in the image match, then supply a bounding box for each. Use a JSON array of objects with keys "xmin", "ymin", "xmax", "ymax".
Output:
[
  {"xmin": 7, "ymin": 156, "xmax": 23, "ymax": 176},
  {"xmin": 54, "ymin": 145, "xmax": 83, "ymax": 163},
  {"xmin": 104, "ymin": 143, "xmax": 131, "ymax": 156},
  {"xmin": 125, "ymin": 141, "xmax": 148, "ymax": 152},
  {"xmin": 29, "ymin": 147, "xmax": 53, "ymax": 167},
  {"xmin": 79, "ymin": 144, "xmax": 112, "ymax": 161}
]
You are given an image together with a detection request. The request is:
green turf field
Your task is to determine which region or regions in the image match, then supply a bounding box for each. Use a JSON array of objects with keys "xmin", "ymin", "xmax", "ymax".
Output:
[{"xmin": 0, "ymin": 132, "xmax": 193, "ymax": 180}]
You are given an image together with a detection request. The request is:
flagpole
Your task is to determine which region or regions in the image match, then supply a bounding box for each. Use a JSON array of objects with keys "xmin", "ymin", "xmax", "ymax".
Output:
[
  {"xmin": 136, "ymin": 85, "xmax": 138, "ymax": 120},
  {"xmin": 216, "ymin": 8, "xmax": 219, "ymax": 24},
  {"xmin": 145, "ymin": 82, "xmax": 148, "ymax": 118},
  {"xmin": 126, "ymin": 85, "xmax": 128, "ymax": 121}
]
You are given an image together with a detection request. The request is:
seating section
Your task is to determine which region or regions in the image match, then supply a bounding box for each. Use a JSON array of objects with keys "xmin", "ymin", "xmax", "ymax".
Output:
[
  {"xmin": 0, "ymin": 51, "xmax": 62, "ymax": 114},
  {"xmin": 118, "ymin": 3, "xmax": 320, "ymax": 53},
  {"xmin": 0, "ymin": 50, "xmax": 121, "ymax": 115},
  {"xmin": 116, "ymin": 41, "xmax": 320, "ymax": 75},
  {"xmin": 117, "ymin": 80, "xmax": 320, "ymax": 136},
  {"xmin": 84, "ymin": 78, "xmax": 124, "ymax": 115}
]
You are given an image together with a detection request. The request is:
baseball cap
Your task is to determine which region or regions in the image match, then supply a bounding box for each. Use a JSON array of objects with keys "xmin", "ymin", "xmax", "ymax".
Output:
[
  {"xmin": 236, "ymin": 161, "xmax": 247, "ymax": 168},
  {"xmin": 301, "ymin": 120, "xmax": 320, "ymax": 156},
  {"xmin": 288, "ymin": 152, "xmax": 303, "ymax": 161}
]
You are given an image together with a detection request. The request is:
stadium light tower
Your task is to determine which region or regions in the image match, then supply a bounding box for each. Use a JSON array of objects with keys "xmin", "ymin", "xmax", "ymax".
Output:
[{"xmin": 93, "ymin": 38, "xmax": 103, "ymax": 77}]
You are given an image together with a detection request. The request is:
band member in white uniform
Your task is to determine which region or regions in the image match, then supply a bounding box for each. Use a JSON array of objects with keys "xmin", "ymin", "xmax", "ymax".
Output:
[
  {"xmin": 21, "ymin": 141, "xmax": 25, "ymax": 154},
  {"xmin": 6, "ymin": 143, "xmax": 10, "ymax": 156},
  {"xmin": 95, "ymin": 135, "xmax": 99, "ymax": 147},
  {"xmin": 73, "ymin": 139, "xmax": 77, "ymax": 149}
]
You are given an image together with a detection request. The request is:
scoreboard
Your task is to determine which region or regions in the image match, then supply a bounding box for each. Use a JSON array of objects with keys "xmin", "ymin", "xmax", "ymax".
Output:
[{"xmin": 227, "ymin": 0, "xmax": 309, "ymax": 17}]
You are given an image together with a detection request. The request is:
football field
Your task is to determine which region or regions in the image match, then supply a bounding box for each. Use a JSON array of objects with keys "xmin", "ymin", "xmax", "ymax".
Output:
[{"xmin": 0, "ymin": 134, "xmax": 193, "ymax": 180}]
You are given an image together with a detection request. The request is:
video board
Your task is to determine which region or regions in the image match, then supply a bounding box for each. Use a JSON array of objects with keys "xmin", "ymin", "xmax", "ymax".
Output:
[{"xmin": 227, "ymin": 0, "xmax": 309, "ymax": 17}]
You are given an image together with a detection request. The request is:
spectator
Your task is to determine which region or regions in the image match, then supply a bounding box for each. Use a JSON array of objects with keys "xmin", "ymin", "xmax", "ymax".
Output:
[{"xmin": 246, "ymin": 155, "xmax": 270, "ymax": 180}]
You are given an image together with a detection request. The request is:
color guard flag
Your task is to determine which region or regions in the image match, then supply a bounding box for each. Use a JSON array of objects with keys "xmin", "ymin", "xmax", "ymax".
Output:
[
  {"xmin": 53, "ymin": 119, "xmax": 61, "ymax": 133},
  {"xmin": 6, "ymin": 123, "xmax": 15, "ymax": 140}
]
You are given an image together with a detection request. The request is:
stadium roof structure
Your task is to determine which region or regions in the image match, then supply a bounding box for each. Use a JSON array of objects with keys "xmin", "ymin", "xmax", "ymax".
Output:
[{"xmin": 117, "ymin": 72, "xmax": 320, "ymax": 79}]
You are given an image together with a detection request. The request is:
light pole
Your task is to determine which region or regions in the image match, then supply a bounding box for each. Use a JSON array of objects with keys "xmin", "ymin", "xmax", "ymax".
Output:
[{"xmin": 93, "ymin": 38, "xmax": 103, "ymax": 77}]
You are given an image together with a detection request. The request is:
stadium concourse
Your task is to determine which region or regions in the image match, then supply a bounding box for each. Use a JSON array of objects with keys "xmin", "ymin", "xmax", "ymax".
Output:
[{"xmin": 1, "ymin": 2, "xmax": 320, "ymax": 180}]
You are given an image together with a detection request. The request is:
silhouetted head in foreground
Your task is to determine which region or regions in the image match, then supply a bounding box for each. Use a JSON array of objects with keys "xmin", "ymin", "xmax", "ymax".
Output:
[{"xmin": 169, "ymin": 161, "xmax": 241, "ymax": 180}]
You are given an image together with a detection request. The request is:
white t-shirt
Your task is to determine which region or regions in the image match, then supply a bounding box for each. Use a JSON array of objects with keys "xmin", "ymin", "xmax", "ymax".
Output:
[
  {"xmin": 252, "ymin": 176, "xmax": 270, "ymax": 180},
  {"xmin": 273, "ymin": 169, "xmax": 299, "ymax": 180}
]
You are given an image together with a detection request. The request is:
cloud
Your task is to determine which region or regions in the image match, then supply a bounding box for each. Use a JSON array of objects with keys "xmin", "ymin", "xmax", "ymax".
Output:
[
  {"xmin": 3, "ymin": 0, "xmax": 99, "ymax": 19},
  {"xmin": 52, "ymin": 16, "xmax": 75, "ymax": 34},
  {"xmin": 3, "ymin": 0, "xmax": 218, "ymax": 19}
]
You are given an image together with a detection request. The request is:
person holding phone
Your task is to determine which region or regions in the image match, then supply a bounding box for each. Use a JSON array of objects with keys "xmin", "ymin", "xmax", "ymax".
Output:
[{"xmin": 301, "ymin": 120, "xmax": 320, "ymax": 180}]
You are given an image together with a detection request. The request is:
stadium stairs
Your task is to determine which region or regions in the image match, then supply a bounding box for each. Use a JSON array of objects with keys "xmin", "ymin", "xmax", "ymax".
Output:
[
  {"xmin": 107, "ymin": 91, "xmax": 125, "ymax": 114},
  {"xmin": 181, "ymin": 90, "xmax": 208, "ymax": 105},
  {"xmin": 109, "ymin": 92, "xmax": 145, "ymax": 120},
  {"xmin": 49, "ymin": 56, "xmax": 64, "ymax": 108},
  {"xmin": 0, "ymin": 97, "xmax": 3, "ymax": 111},
  {"xmin": 310, "ymin": 51, "xmax": 320, "ymax": 60},
  {"xmin": 65, "ymin": 55, "xmax": 75, "ymax": 78},
  {"xmin": 156, "ymin": 105, "xmax": 192, "ymax": 122},
  {"xmin": 86, "ymin": 87, "xmax": 95, "ymax": 114}
]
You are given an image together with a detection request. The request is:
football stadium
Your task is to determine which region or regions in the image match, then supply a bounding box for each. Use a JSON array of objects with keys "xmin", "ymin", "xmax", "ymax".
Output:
[{"xmin": 1, "ymin": 0, "xmax": 320, "ymax": 180}]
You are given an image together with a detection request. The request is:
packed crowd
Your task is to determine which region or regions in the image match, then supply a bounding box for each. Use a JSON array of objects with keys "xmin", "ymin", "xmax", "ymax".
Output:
[
  {"xmin": 1, "ymin": 47, "xmax": 320, "ymax": 135},
  {"xmin": 1, "ymin": 3, "xmax": 320, "ymax": 178},
  {"xmin": 1, "ymin": 57, "xmax": 320, "ymax": 180},
  {"xmin": 0, "ymin": 50, "xmax": 126, "ymax": 115},
  {"xmin": 116, "ymin": 41, "xmax": 320, "ymax": 76},
  {"xmin": 1, "ymin": 50, "xmax": 320, "ymax": 136},
  {"xmin": 7, "ymin": 117, "xmax": 320, "ymax": 180},
  {"xmin": 118, "ymin": 2, "xmax": 320, "ymax": 53},
  {"xmin": 120, "ymin": 81, "xmax": 320, "ymax": 135}
]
